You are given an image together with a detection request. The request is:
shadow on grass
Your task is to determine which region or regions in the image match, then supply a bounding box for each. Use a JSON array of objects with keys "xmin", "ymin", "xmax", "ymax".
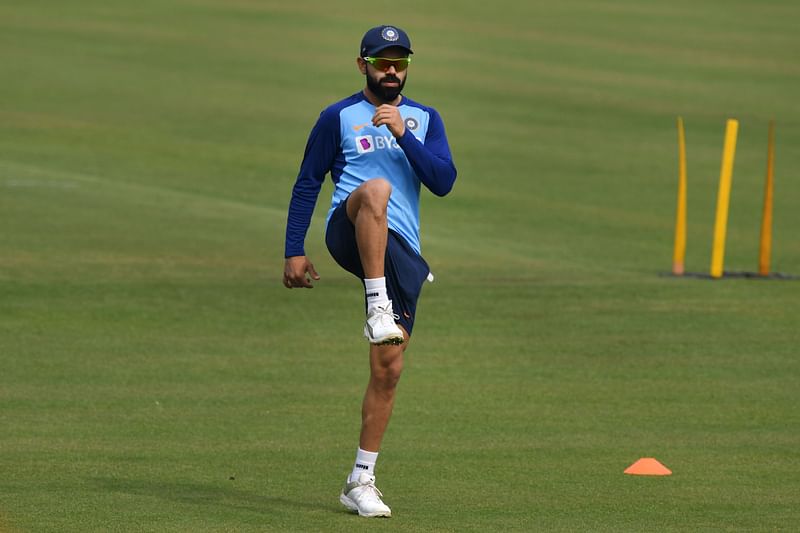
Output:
[{"xmin": 88, "ymin": 476, "xmax": 348, "ymax": 517}]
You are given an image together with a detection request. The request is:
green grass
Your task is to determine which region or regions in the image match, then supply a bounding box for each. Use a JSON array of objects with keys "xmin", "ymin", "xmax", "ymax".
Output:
[{"xmin": 2, "ymin": 1, "xmax": 799, "ymax": 531}]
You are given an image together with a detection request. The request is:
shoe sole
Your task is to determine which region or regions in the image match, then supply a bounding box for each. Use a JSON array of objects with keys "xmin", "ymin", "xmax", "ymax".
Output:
[
  {"xmin": 364, "ymin": 326, "xmax": 405, "ymax": 346},
  {"xmin": 339, "ymin": 493, "xmax": 392, "ymax": 518},
  {"xmin": 369, "ymin": 335, "xmax": 404, "ymax": 346}
]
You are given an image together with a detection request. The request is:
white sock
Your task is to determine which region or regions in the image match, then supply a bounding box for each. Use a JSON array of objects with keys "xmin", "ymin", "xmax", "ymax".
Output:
[
  {"xmin": 349, "ymin": 447, "xmax": 379, "ymax": 481},
  {"xmin": 364, "ymin": 277, "xmax": 389, "ymax": 310}
]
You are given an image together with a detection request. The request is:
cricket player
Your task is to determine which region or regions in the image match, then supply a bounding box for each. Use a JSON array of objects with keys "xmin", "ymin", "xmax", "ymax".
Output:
[{"xmin": 282, "ymin": 25, "xmax": 457, "ymax": 517}]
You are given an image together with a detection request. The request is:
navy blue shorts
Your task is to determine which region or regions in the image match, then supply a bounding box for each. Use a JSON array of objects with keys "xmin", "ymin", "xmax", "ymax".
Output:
[{"xmin": 325, "ymin": 198, "xmax": 430, "ymax": 335}]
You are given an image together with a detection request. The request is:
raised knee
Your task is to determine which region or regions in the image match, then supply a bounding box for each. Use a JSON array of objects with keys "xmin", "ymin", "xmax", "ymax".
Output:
[
  {"xmin": 364, "ymin": 177, "xmax": 392, "ymax": 196},
  {"xmin": 361, "ymin": 178, "xmax": 392, "ymax": 211}
]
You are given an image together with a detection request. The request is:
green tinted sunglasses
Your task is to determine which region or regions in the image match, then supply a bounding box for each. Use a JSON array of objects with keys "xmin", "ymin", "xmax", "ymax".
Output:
[{"xmin": 363, "ymin": 56, "xmax": 412, "ymax": 72}]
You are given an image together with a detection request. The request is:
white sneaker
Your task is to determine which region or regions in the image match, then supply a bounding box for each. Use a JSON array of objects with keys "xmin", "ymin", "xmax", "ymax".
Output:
[
  {"xmin": 339, "ymin": 472, "xmax": 392, "ymax": 518},
  {"xmin": 364, "ymin": 303, "xmax": 404, "ymax": 345}
]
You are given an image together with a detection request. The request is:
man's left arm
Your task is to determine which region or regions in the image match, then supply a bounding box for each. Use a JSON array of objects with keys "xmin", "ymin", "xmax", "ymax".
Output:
[
  {"xmin": 396, "ymin": 108, "xmax": 457, "ymax": 196},
  {"xmin": 373, "ymin": 104, "xmax": 457, "ymax": 196}
]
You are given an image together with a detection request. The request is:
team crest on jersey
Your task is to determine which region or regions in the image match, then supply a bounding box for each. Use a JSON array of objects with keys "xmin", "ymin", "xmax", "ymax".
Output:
[
  {"xmin": 404, "ymin": 117, "xmax": 419, "ymax": 131},
  {"xmin": 355, "ymin": 135, "xmax": 375, "ymax": 154}
]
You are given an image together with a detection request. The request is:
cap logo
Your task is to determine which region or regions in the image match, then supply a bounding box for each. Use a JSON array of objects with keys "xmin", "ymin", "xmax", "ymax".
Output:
[{"xmin": 381, "ymin": 27, "xmax": 399, "ymax": 42}]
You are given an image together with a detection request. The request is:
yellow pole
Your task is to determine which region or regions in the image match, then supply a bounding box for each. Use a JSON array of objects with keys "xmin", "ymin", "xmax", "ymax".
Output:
[
  {"xmin": 710, "ymin": 119, "xmax": 739, "ymax": 279},
  {"xmin": 758, "ymin": 120, "xmax": 775, "ymax": 276},
  {"xmin": 673, "ymin": 117, "xmax": 688, "ymax": 275}
]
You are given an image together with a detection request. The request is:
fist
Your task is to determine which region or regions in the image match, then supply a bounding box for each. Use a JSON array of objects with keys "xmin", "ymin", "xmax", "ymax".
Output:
[{"xmin": 372, "ymin": 105, "xmax": 405, "ymax": 138}]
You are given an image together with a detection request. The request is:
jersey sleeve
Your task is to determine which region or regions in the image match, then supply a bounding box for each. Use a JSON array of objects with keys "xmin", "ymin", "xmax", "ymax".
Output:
[
  {"xmin": 284, "ymin": 107, "xmax": 341, "ymax": 258},
  {"xmin": 396, "ymin": 107, "xmax": 457, "ymax": 197}
]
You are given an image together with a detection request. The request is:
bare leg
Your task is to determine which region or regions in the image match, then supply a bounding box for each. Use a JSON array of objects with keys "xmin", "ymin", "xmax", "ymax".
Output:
[
  {"xmin": 346, "ymin": 178, "xmax": 404, "ymax": 450},
  {"xmin": 359, "ymin": 327, "xmax": 409, "ymax": 451},
  {"xmin": 346, "ymin": 178, "xmax": 391, "ymax": 279}
]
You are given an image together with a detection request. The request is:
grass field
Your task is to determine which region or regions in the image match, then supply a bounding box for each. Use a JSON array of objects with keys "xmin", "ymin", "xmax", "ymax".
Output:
[{"xmin": 2, "ymin": 1, "xmax": 799, "ymax": 531}]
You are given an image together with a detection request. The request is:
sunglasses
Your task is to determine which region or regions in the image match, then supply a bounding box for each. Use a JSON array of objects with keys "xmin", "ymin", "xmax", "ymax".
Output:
[{"xmin": 363, "ymin": 56, "xmax": 412, "ymax": 72}]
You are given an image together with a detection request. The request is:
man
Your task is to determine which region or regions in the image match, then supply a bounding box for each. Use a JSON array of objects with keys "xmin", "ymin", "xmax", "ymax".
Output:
[{"xmin": 282, "ymin": 25, "xmax": 457, "ymax": 518}]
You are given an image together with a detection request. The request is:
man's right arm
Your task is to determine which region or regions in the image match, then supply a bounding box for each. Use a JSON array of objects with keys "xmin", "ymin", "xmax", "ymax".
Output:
[{"xmin": 284, "ymin": 107, "xmax": 341, "ymax": 258}]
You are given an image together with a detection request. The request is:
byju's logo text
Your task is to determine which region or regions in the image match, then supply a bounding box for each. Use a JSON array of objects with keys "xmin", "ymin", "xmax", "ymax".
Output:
[{"xmin": 355, "ymin": 135, "xmax": 400, "ymax": 154}]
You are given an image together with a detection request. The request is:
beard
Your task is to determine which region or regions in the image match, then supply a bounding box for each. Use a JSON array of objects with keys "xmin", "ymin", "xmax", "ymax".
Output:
[{"xmin": 366, "ymin": 71, "xmax": 406, "ymax": 102}]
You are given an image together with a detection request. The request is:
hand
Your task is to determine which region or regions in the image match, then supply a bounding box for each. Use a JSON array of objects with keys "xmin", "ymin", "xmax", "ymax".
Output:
[
  {"xmin": 372, "ymin": 104, "xmax": 405, "ymax": 138},
  {"xmin": 283, "ymin": 256, "xmax": 320, "ymax": 289}
]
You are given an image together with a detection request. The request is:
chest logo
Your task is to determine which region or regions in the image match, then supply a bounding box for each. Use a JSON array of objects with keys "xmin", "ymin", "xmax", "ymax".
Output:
[
  {"xmin": 355, "ymin": 135, "xmax": 375, "ymax": 153},
  {"xmin": 355, "ymin": 134, "xmax": 400, "ymax": 154},
  {"xmin": 404, "ymin": 117, "xmax": 419, "ymax": 131}
]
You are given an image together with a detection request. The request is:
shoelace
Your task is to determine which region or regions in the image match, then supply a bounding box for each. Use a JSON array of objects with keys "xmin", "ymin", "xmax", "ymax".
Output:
[
  {"xmin": 373, "ymin": 304, "xmax": 400, "ymax": 324},
  {"xmin": 360, "ymin": 480, "xmax": 384, "ymax": 500}
]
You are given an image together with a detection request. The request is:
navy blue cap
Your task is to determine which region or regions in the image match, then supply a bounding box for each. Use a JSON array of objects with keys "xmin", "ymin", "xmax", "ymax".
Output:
[{"xmin": 360, "ymin": 25, "xmax": 413, "ymax": 58}]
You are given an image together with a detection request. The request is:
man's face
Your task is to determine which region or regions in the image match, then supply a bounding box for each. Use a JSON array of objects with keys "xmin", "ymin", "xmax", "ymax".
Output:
[{"xmin": 360, "ymin": 46, "xmax": 409, "ymax": 103}]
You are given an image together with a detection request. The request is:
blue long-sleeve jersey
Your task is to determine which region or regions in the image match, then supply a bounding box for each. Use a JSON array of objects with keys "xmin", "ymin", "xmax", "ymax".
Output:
[{"xmin": 284, "ymin": 92, "xmax": 457, "ymax": 258}]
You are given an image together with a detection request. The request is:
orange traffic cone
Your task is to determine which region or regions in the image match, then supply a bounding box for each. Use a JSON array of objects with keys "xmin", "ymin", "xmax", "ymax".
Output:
[{"xmin": 624, "ymin": 457, "xmax": 672, "ymax": 476}]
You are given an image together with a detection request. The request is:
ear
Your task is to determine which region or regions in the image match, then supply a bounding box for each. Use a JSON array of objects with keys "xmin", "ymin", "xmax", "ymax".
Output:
[{"xmin": 356, "ymin": 57, "xmax": 367, "ymax": 75}]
